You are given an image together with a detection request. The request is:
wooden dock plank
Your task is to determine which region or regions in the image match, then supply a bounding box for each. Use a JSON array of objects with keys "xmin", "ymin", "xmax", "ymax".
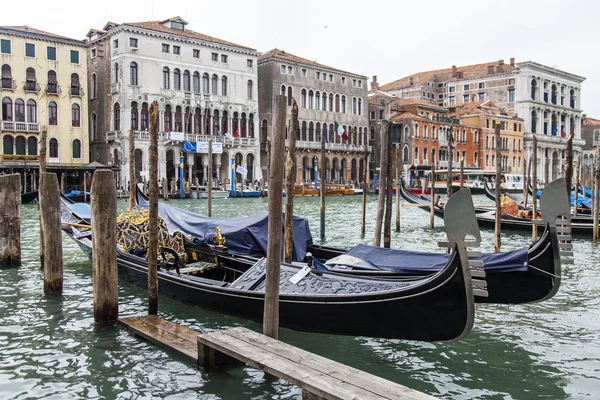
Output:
[
  {"xmin": 198, "ymin": 327, "xmax": 435, "ymax": 400},
  {"xmin": 119, "ymin": 316, "xmax": 199, "ymax": 362}
]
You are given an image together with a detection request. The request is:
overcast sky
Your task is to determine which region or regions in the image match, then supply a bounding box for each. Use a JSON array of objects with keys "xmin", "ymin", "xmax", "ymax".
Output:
[{"xmin": 4, "ymin": 0, "xmax": 599, "ymax": 114}]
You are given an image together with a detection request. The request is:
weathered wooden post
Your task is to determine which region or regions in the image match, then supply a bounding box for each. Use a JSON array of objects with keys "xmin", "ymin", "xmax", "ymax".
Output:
[
  {"xmin": 263, "ymin": 95, "xmax": 286, "ymax": 339},
  {"xmin": 195, "ymin": 175, "xmax": 200, "ymax": 201},
  {"xmin": 575, "ymin": 155, "xmax": 581, "ymax": 217},
  {"xmin": 374, "ymin": 121, "xmax": 389, "ymax": 247},
  {"xmin": 39, "ymin": 128, "xmax": 47, "ymax": 268},
  {"xmin": 162, "ymin": 177, "xmax": 168, "ymax": 201},
  {"xmin": 207, "ymin": 140, "xmax": 213, "ymax": 217},
  {"xmin": 60, "ymin": 173, "xmax": 66, "ymax": 194},
  {"xmin": 565, "ymin": 134, "xmax": 574, "ymax": 195},
  {"xmin": 522, "ymin": 157, "xmax": 528, "ymax": 204},
  {"xmin": 284, "ymin": 99, "xmax": 298, "ymax": 263},
  {"xmin": 532, "ymin": 136, "xmax": 538, "ymax": 242},
  {"xmin": 494, "ymin": 123, "xmax": 502, "ymax": 251},
  {"xmin": 383, "ymin": 121, "xmax": 393, "ymax": 248},
  {"xmin": 446, "ymin": 125, "xmax": 454, "ymax": 198},
  {"xmin": 395, "ymin": 143, "xmax": 401, "ymax": 232},
  {"xmin": 129, "ymin": 129, "xmax": 136, "ymax": 210},
  {"xmin": 430, "ymin": 149, "xmax": 436, "ymax": 229},
  {"xmin": 83, "ymin": 171, "xmax": 88, "ymax": 203},
  {"xmin": 0, "ymin": 174, "xmax": 21, "ymax": 267},
  {"xmin": 319, "ymin": 126, "xmax": 326, "ymax": 241},
  {"xmin": 360, "ymin": 131, "xmax": 369, "ymax": 237},
  {"xmin": 594, "ymin": 147, "xmax": 600, "ymax": 242},
  {"xmin": 459, "ymin": 156, "xmax": 464, "ymax": 191},
  {"xmin": 91, "ymin": 169, "xmax": 118, "ymax": 322},
  {"xmin": 40, "ymin": 172, "xmax": 63, "ymax": 294},
  {"xmin": 148, "ymin": 101, "xmax": 159, "ymax": 315}
]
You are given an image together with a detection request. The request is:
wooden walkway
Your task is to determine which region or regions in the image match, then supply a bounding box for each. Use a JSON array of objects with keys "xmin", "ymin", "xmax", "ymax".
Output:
[{"xmin": 119, "ymin": 315, "xmax": 436, "ymax": 400}]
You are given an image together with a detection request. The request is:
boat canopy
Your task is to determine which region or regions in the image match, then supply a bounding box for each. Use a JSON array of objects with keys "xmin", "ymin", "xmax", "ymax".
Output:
[
  {"xmin": 137, "ymin": 197, "xmax": 313, "ymax": 262},
  {"xmin": 344, "ymin": 243, "xmax": 529, "ymax": 274}
]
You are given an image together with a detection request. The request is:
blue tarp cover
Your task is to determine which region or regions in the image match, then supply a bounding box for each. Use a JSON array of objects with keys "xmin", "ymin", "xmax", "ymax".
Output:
[
  {"xmin": 64, "ymin": 190, "xmax": 90, "ymax": 197},
  {"xmin": 537, "ymin": 190, "xmax": 589, "ymax": 208},
  {"xmin": 344, "ymin": 243, "xmax": 528, "ymax": 274},
  {"xmin": 137, "ymin": 197, "xmax": 313, "ymax": 262}
]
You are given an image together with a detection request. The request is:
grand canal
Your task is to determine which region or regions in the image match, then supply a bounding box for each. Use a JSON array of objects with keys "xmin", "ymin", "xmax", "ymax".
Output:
[{"xmin": 1, "ymin": 195, "xmax": 599, "ymax": 399}]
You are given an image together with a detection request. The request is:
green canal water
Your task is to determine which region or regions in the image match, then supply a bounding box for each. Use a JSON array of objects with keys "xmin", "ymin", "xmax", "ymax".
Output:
[{"xmin": 1, "ymin": 195, "xmax": 599, "ymax": 399}]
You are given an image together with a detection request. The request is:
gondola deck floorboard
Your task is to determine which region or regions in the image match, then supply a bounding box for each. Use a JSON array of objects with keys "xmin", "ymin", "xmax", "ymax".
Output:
[{"xmin": 119, "ymin": 316, "xmax": 435, "ymax": 400}]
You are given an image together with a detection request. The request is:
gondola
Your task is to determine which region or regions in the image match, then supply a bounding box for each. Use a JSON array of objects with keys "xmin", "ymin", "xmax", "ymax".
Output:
[
  {"xmin": 135, "ymin": 181, "xmax": 569, "ymax": 304},
  {"xmin": 21, "ymin": 190, "xmax": 38, "ymax": 204},
  {"xmin": 483, "ymin": 180, "xmax": 524, "ymax": 205},
  {"xmin": 61, "ymin": 189, "xmax": 485, "ymax": 342},
  {"xmin": 63, "ymin": 190, "xmax": 90, "ymax": 203}
]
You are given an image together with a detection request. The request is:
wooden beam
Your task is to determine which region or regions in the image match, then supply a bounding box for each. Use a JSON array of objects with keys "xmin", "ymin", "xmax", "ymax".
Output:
[
  {"xmin": 148, "ymin": 102, "xmax": 159, "ymax": 315},
  {"xmin": 129, "ymin": 128, "xmax": 136, "ymax": 210},
  {"xmin": 208, "ymin": 140, "xmax": 213, "ymax": 217},
  {"xmin": 40, "ymin": 172, "xmax": 63, "ymax": 294},
  {"xmin": 0, "ymin": 174, "xmax": 21, "ymax": 267},
  {"xmin": 494, "ymin": 123, "xmax": 502, "ymax": 252},
  {"xmin": 374, "ymin": 121, "xmax": 389, "ymax": 247},
  {"xmin": 284, "ymin": 99, "xmax": 298, "ymax": 263},
  {"xmin": 532, "ymin": 136, "xmax": 538, "ymax": 242}
]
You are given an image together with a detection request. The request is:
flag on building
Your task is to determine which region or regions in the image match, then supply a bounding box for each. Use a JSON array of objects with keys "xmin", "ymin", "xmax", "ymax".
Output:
[
  {"xmin": 335, "ymin": 121, "xmax": 348, "ymax": 140},
  {"xmin": 322, "ymin": 123, "xmax": 328, "ymax": 143},
  {"xmin": 235, "ymin": 129, "xmax": 240, "ymax": 138}
]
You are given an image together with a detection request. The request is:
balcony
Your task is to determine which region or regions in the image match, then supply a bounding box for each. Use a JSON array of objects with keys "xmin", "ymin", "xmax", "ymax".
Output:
[
  {"xmin": 70, "ymin": 86, "xmax": 84, "ymax": 97},
  {"xmin": 111, "ymin": 82, "xmax": 120, "ymax": 93},
  {"xmin": 1, "ymin": 121, "xmax": 40, "ymax": 133},
  {"xmin": 0, "ymin": 154, "xmax": 39, "ymax": 162},
  {"xmin": 285, "ymin": 140, "xmax": 366, "ymax": 153},
  {"xmin": 1, "ymin": 78, "xmax": 16, "ymax": 91},
  {"xmin": 106, "ymin": 130, "xmax": 121, "ymax": 141},
  {"xmin": 24, "ymin": 81, "xmax": 40, "ymax": 93},
  {"xmin": 46, "ymin": 83, "xmax": 61, "ymax": 96},
  {"xmin": 224, "ymin": 136, "xmax": 258, "ymax": 147}
]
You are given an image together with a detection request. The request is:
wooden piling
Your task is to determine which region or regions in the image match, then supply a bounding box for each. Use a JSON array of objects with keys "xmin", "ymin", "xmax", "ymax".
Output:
[
  {"xmin": 83, "ymin": 172, "xmax": 88, "ymax": 203},
  {"xmin": 91, "ymin": 169, "xmax": 118, "ymax": 322},
  {"xmin": 207, "ymin": 140, "xmax": 213, "ymax": 217},
  {"xmin": 532, "ymin": 136, "xmax": 538, "ymax": 242},
  {"xmin": 575, "ymin": 155, "xmax": 581, "ymax": 217},
  {"xmin": 522, "ymin": 157, "xmax": 528, "ymax": 204},
  {"xmin": 494, "ymin": 123, "xmax": 502, "ymax": 252},
  {"xmin": 373, "ymin": 121, "xmax": 389, "ymax": 247},
  {"xmin": 263, "ymin": 95, "xmax": 287, "ymax": 339},
  {"xmin": 446, "ymin": 126, "xmax": 454, "ymax": 198},
  {"xmin": 319, "ymin": 126, "xmax": 326, "ymax": 241},
  {"xmin": 40, "ymin": 172, "xmax": 63, "ymax": 294},
  {"xmin": 565, "ymin": 134, "xmax": 574, "ymax": 195},
  {"xmin": 459, "ymin": 156, "xmax": 464, "ymax": 191},
  {"xmin": 594, "ymin": 147, "xmax": 600, "ymax": 242},
  {"xmin": 162, "ymin": 177, "xmax": 168, "ymax": 201},
  {"xmin": 0, "ymin": 174, "xmax": 21, "ymax": 267},
  {"xmin": 39, "ymin": 128, "xmax": 47, "ymax": 268},
  {"xmin": 361, "ymin": 131, "xmax": 369, "ymax": 237},
  {"xmin": 430, "ymin": 150, "xmax": 436, "ymax": 229},
  {"xmin": 129, "ymin": 129, "xmax": 136, "ymax": 210},
  {"xmin": 284, "ymin": 99, "xmax": 298, "ymax": 263},
  {"xmin": 395, "ymin": 143, "xmax": 401, "ymax": 232},
  {"xmin": 383, "ymin": 122, "xmax": 393, "ymax": 249},
  {"xmin": 148, "ymin": 101, "xmax": 159, "ymax": 315}
]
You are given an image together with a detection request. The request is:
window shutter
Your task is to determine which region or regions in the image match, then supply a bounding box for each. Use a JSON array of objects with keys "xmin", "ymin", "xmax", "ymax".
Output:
[
  {"xmin": 26, "ymin": 68, "xmax": 36, "ymax": 81},
  {"xmin": 48, "ymin": 71, "xmax": 57, "ymax": 84},
  {"xmin": 71, "ymin": 73, "xmax": 80, "ymax": 86}
]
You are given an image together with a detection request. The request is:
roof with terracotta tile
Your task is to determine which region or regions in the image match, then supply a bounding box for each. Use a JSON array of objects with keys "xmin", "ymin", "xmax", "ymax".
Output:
[
  {"xmin": 381, "ymin": 60, "xmax": 519, "ymax": 91},
  {"xmin": 583, "ymin": 117, "xmax": 600, "ymax": 126},
  {"xmin": 258, "ymin": 48, "xmax": 365, "ymax": 77},
  {"xmin": 121, "ymin": 20, "xmax": 256, "ymax": 51},
  {"xmin": 391, "ymin": 111, "xmax": 429, "ymax": 122},
  {"xmin": 0, "ymin": 25, "xmax": 84, "ymax": 44}
]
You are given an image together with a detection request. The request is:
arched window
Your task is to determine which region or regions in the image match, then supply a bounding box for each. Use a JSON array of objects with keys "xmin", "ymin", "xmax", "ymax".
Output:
[
  {"xmin": 89, "ymin": 72, "xmax": 96, "ymax": 98},
  {"xmin": 70, "ymin": 103, "xmax": 80, "ymax": 127},
  {"xmin": 315, "ymin": 91, "xmax": 320, "ymax": 110},
  {"xmin": 185, "ymin": 107, "xmax": 192, "ymax": 133},
  {"xmin": 287, "ymin": 86, "xmax": 293, "ymax": 106},
  {"xmin": 26, "ymin": 99, "xmax": 37, "ymax": 123},
  {"xmin": 240, "ymin": 113, "xmax": 247, "ymax": 137},
  {"xmin": 352, "ymin": 97, "xmax": 357, "ymax": 114},
  {"xmin": 301, "ymin": 89, "xmax": 307, "ymax": 108},
  {"xmin": 221, "ymin": 76, "xmax": 228, "ymax": 96},
  {"xmin": 175, "ymin": 106, "xmax": 182, "ymax": 132},
  {"xmin": 1, "ymin": 64, "xmax": 12, "ymax": 89},
  {"xmin": 308, "ymin": 122, "xmax": 314, "ymax": 141},
  {"xmin": 301, "ymin": 121, "xmax": 307, "ymax": 141},
  {"xmin": 322, "ymin": 92, "xmax": 327, "ymax": 110},
  {"xmin": 247, "ymin": 80, "xmax": 253, "ymax": 100},
  {"xmin": 358, "ymin": 98, "xmax": 362, "ymax": 115},
  {"xmin": 14, "ymin": 99, "xmax": 25, "ymax": 122},
  {"xmin": 308, "ymin": 90, "xmax": 314, "ymax": 109},
  {"xmin": 72, "ymin": 139, "xmax": 81, "ymax": 159},
  {"xmin": 48, "ymin": 101, "xmax": 58, "ymax": 125},
  {"xmin": 551, "ymin": 84, "xmax": 557, "ymax": 105},
  {"xmin": 335, "ymin": 94, "xmax": 340, "ymax": 112},
  {"xmin": 414, "ymin": 147, "xmax": 419, "ymax": 163},
  {"xmin": 193, "ymin": 72, "xmax": 200, "ymax": 93},
  {"xmin": 403, "ymin": 146, "xmax": 409, "ymax": 162},
  {"xmin": 3, "ymin": 135, "xmax": 13, "ymax": 154},
  {"xmin": 474, "ymin": 152, "xmax": 478, "ymax": 165},
  {"xmin": 570, "ymin": 89, "xmax": 576, "ymax": 108},
  {"xmin": 173, "ymin": 69, "xmax": 181, "ymax": 90},
  {"xmin": 183, "ymin": 70, "xmax": 190, "ymax": 92},
  {"xmin": 2, "ymin": 97, "xmax": 12, "ymax": 121},
  {"xmin": 341, "ymin": 95, "xmax": 346, "ymax": 113},
  {"xmin": 113, "ymin": 103, "xmax": 120, "ymax": 130},
  {"xmin": 130, "ymin": 62, "xmax": 138, "ymax": 85},
  {"xmin": 248, "ymin": 113, "xmax": 254, "ymax": 138},
  {"xmin": 212, "ymin": 74, "xmax": 218, "ymax": 95},
  {"xmin": 164, "ymin": 105, "xmax": 172, "ymax": 132},
  {"xmin": 91, "ymin": 112, "xmax": 97, "ymax": 140},
  {"xmin": 141, "ymin": 103, "xmax": 148, "ymax": 130},
  {"xmin": 70, "ymin": 73, "xmax": 81, "ymax": 96},
  {"xmin": 131, "ymin": 101, "xmax": 138, "ymax": 130},
  {"xmin": 114, "ymin": 62, "xmax": 119, "ymax": 83},
  {"xmin": 27, "ymin": 136, "xmax": 37, "ymax": 155},
  {"xmin": 371, "ymin": 126, "xmax": 375, "ymax": 140},
  {"xmin": 530, "ymin": 79, "xmax": 537, "ymax": 100},
  {"xmin": 162, "ymin": 67, "xmax": 170, "ymax": 89},
  {"xmin": 328, "ymin": 93, "xmax": 333, "ymax": 111},
  {"xmin": 202, "ymin": 73, "xmax": 209, "ymax": 93},
  {"xmin": 49, "ymin": 138, "xmax": 58, "ymax": 158},
  {"xmin": 281, "ymin": 85, "xmax": 286, "ymax": 99},
  {"xmin": 15, "ymin": 136, "xmax": 26, "ymax": 155},
  {"xmin": 194, "ymin": 108, "xmax": 202, "ymax": 134},
  {"xmin": 25, "ymin": 67, "xmax": 36, "ymax": 91}
]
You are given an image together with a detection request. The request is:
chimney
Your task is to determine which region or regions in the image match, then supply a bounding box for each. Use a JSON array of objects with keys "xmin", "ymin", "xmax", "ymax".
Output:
[
  {"xmin": 409, "ymin": 77, "xmax": 414, "ymax": 86},
  {"xmin": 457, "ymin": 71, "xmax": 463, "ymax": 79},
  {"xmin": 487, "ymin": 65, "xmax": 494, "ymax": 74},
  {"xmin": 496, "ymin": 64, "xmax": 504, "ymax": 74},
  {"xmin": 370, "ymin": 75, "xmax": 379, "ymax": 90},
  {"xmin": 498, "ymin": 59, "xmax": 504, "ymax": 66},
  {"xmin": 452, "ymin": 65, "xmax": 457, "ymax": 77},
  {"xmin": 510, "ymin": 57, "xmax": 515, "ymax": 66}
]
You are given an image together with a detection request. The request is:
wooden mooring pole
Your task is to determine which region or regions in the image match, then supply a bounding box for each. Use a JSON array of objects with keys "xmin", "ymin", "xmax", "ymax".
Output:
[
  {"xmin": 594, "ymin": 147, "xmax": 600, "ymax": 242},
  {"xmin": 319, "ymin": 124, "xmax": 326, "ymax": 241},
  {"xmin": 383, "ymin": 122, "xmax": 393, "ymax": 249},
  {"xmin": 40, "ymin": 172, "xmax": 63, "ymax": 294},
  {"xmin": 565, "ymin": 134, "xmax": 574, "ymax": 195},
  {"xmin": 162, "ymin": 177, "xmax": 168, "ymax": 201},
  {"xmin": 395, "ymin": 143, "xmax": 401, "ymax": 233},
  {"xmin": 207, "ymin": 140, "xmax": 213, "ymax": 217},
  {"xmin": 459, "ymin": 156, "xmax": 464, "ymax": 191},
  {"xmin": 0, "ymin": 174, "xmax": 21, "ymax": 267},
  {"xmin": 532, "ymin": 136, "xmax": 538, "ymax": 242},
  {"xmin": 494, "ymin": 123, "xmax": 502, "ymax": 252},
  {"xmin": 39, "ymin": 128, "xmax": 47, "ymax": 268},
  {"xmin": 522, "ymin": 157, "xmax": 528, "ymax": 205},
  {"xmin": 360, "ymin": 131, "xmax": 368, "ymax": 237},
  {"xmin": 446, "ymin": 125, "xmax": 454, "ymax": 198},
  {"xmin": 148, "ymin": 101, "xmax": 159, "ymax": 315},
  {"xmin": 91, "ymin": 169, "xmax": 118, "ymax": 322},
  {"xmin": 575, "ymin": 155, "xmax": 581, "ymax": 217},
  {"xmin": 129, "ymin": 128, "xmax": 136, "ymax": 210},
  {"xmin": 284, "ymin": 99, "xmax": 298, "ymax": 263},
  {"xmin": 430, "ymin": 149, "xmax": 436, "ymax": 229},
  {"xmin": 263, "ymin": 95, "xmax": 286, "ymax": 339},
  {"xmin": 373, "ymin": 121, "xmax": 389, "ymax": 247}
]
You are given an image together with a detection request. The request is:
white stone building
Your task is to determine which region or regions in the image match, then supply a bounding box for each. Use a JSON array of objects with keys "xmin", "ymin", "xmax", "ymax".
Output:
[{"xmin": 86, "ymin": 17, "xmax": 259, "ymax": 188}]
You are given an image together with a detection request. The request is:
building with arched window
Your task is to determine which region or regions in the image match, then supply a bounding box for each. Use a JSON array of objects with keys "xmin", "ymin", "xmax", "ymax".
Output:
[
  {"xmin": 0, "ymin": 26, "xmax": 89, "ymax": 191},
  {"xmin": 85, "ymin": 16, "xmax": 259, "ymax": 188},
  {"xmin": 258, "ymin": 48, "xmax": 368, "ymax": 185}
]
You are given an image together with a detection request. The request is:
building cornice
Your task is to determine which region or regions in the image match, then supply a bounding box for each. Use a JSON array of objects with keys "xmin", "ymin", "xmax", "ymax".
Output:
[
  {"xmin": 0, "ymin": 27, "xmax": 86, "ymax": 48},
  {"xmin": 258, "ymin": 57, "xmax": 367, "ymax": 81},
  {"xmin": 517, "ymin": 61, "xmax": 585, "ymax": 83}
]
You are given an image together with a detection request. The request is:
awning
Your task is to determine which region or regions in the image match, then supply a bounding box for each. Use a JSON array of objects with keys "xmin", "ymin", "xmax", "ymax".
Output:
[
  {"xmin": 26, "ymin": 68, "xmax": 36, "ymax": 81},
  {"xmin": 1, "ymin": 65, "xmax": 11, "ymax": 79},
  {"xmin": 48, "ymin": 71, "xmax": 57, "ymax": 84},
  {"xmin": 71, "ymin": 73, "xmax": 80, "ymax": 86}
]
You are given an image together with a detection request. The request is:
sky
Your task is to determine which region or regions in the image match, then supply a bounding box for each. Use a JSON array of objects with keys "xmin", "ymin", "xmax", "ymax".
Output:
[{"xmin": 4, "ymin": 0, "xmax": 599, "ymax": 114}]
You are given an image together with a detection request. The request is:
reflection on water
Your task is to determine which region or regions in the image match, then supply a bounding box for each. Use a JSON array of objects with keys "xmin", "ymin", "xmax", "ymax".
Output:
[{"xmin": 0, "ymin": 195, "xmax": 599, "ymax": 399}]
